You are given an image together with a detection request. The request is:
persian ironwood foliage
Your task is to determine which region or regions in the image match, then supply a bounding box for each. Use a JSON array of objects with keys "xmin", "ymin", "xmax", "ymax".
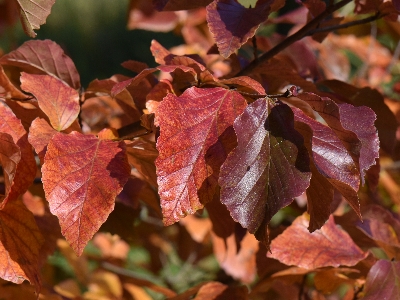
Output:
[{"xmin": 0, "ymin": 0, "xmax": 400, "ymax": 299}]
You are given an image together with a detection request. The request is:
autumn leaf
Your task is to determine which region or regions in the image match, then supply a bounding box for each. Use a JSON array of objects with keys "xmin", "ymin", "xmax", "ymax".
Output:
[
  {"xmin": 0, "ymin": 40, "xmax": 81, "ymax": 89},
  {"xmin": 292, "ymin": 107, "xmax": 361, "ymax": 231},
  {"xmin": 219, "ymin": 99, "xmax": 311, "ymax": 244},
  {"xmin": 297, "ymin": 92, "xmax": 379, "ymax": 184},
  {"xmin": 0, "ymin": 133, "xmax": 20, "ymax": 199},
  {"xmin": 42, "ymin": 131, "xmax": 131, "ymax": 255},
  {"xmin": 363, "ymin": 259, "xmax": 400, "ymax": 299},
  {"xmin": 0, "ymin": 65, "xmax": 29, "ymax": 101},
  {"xmin": 0, "ymin": 101, "xmax": 36, "ymax": 204},
  {"xmin": 125, "ymin": 139, "xmax": 158, "ymax": 187},
  {"xmin": 268, "ymin": 214, "xmax": 368, "ymax": 269},
  {"xmin": 206, "ymin": 0, "xmax": 273, "ymax": 57},
  {"xmin": 15, "ymin": 0, "xmax": 55, "ymax": 37},
  {"xmin": 28, "ymin": 118, "xmax": 57, "ymax": 165},
  {"xmin": 0, "ymin": 199, "xmax": 44, "ymax": 289},
  {"xmin": 212, "ymin": 231, "xmax": 258, "ymax": 283},
  {"xmin": 21, "ymin": 73, "xmax": 80, "ymax": 131},
  {"xmin": 156, "ymin": 87, "xmax": 247, "ymax": 225}
]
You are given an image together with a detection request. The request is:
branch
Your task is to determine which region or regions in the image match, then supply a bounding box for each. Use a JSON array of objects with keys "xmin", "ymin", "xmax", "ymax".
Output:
[
  {"xmin": 235, "ymin": 0, "xmax": 353, "ymax": 77},
  {"xmin": 307, "ymin": 12, "xmax": 385, "ymax": 36}
]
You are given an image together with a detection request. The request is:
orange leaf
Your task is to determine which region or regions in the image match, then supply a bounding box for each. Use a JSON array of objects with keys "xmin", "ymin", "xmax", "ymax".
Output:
[
  {"xmin": 268, "ymin": 214, "xmax": 368, "ymax": 269},
  {"xmin": 0, "ymin": 101, "xmax": 36, "ymax": 205},
  {"xmin": 0, "ymin": 133, "xmax": 20, "ymax": 199},
  {"xmin": 42, "ymin": 132, "xmax": 131, "ymax": 255},
  {"xmin": 28, "ymin": 118, "xmax": 57, "ymax": 165},
  {"xmin": 21, "ymin": 73, "xmax": 80, "ymax": 131},
  {"xmin": 0, "ymin": 199, "xmax": 44, "ymax": 289}
]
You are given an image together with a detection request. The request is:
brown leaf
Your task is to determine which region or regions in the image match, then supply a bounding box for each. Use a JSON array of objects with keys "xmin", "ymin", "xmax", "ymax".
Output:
[
  {"xmin": 0, "ymin": 65, "xmax": 29, "ymax": 100},
  {"xmin": 0, "ymin": 101, "xmax": 36, "ymax": 204},
  {"xmin": 42, "ymin": 132, "xmax": 131, "ymax": 255},
  {"xmin": 21, "ymin": 73, "xmax": 80, "ymax": 131},
  {"xmin": 0, "ymin": 40, "xmax": 80, "ymax": 89},
  {"xmin": 268, "ymin": 214, "xmax": 368, "ymax": 269},
  {"xmin": 153, "ymin": 0, "xmax": 213, "ymax": 11},
  {"xmin": 16, "ymin": 0, "xmax": 55, "ymax": 37},
  {"xmin": 126, "ymin": 138, "xmax": 158, "ymax": 187},
  {"xmin": 0, "ymin": 199, "xmax": 44, "ymax": 289}
]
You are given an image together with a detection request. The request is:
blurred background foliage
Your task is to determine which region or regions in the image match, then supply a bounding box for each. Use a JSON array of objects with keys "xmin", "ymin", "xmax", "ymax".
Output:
[{"xmin": 0, "ymin": 0, "xmax": 183, "ymax": 86}]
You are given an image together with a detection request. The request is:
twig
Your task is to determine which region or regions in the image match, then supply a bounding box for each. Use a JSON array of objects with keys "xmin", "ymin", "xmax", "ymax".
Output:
[
  {"xmin": 235, "ymin": 0, "xmax": 353, "ymax": 77},
  {"xmin": 306, "ymin": 12, "xmax": 385, "ymax": 36}
]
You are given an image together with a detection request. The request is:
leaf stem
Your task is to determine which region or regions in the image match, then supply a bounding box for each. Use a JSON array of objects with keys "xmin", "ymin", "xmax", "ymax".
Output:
[{"xmin": 235, "ymin": 0, "xmax": 353, "ymax": 77}]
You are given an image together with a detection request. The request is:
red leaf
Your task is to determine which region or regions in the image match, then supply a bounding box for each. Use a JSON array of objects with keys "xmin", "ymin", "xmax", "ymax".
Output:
[
  {"xmin": 0, "ymin": 40, "xmax": 80, "ymax": 89},
  {"xmin": 0, "ymin": 133, "xmax": 20, "ymax": 198},
  {"xmin": 0, "ymin": 199, "xmax": 44, "ymax": 289},
  {"xmin": 42, "ymin": 132, "xmax": 131, "ymax": 255},
  {"xmin": 156, "ymin": 87, "xmax": 247, "ymax": 225},
  {"xmin": 28, "ymin": 118, "xmax": 57, "ymax": 164},
  {"xmin": 0, "ymin": 101, "xmax": 36, "ymax": 204},
  {"xmin": 153, "ymin": 0, "xmax": 213, "ymax": 11},
  {"xmin": 206, "ymin": 0, "xmax": 273, "ymax": 58},
  {"xmin": 21, "ymin": 73, "xmax": 80, "ymax": 131},
  {"xmin": 219, "ymin": 99, "xmax": 311, "ymax": 244},
  {"xmin": 297, "ymin": 92, "xmax": 379, "ymax": 184},
  {"xmin": 16, "ymin": 0, "xmax": 55, "ymax": 37},
  {"xmin": 292, "ymin": 107, "xmax": 361, "ymax": 231},
  {"xmin": 363, "ymin": 260, "xmax": 400, "ymax": 299},
  {"xmin": 268, "ymin": 214, "xmax": 368, "ymax": 269}
]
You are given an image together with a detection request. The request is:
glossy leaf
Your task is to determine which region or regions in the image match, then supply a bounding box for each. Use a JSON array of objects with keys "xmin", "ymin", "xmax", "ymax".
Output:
[
  {"xmin": 16, "ymin": 0, "xmax": 55, "ymax": 37},
  {"xmin": 0, "ymin": 40, "xmax": 80, "ymax": 89},
  {"xmin": 21, "ymin": 73, "xmax": 80, "ymax": 131},
  {"xmin": 0, "ymin": 200, "xmax": 44, "ymax": 288},
  {"xmin": 153, "ymin": 0, "xmax": 213, "ymax": 11},
  {"xmin": 206, "ymin": 0, "xmax": 273, "ymax": 57},
  {"xmin": 156, "ymin": 87, "xmax": 247, "ymax": 225},
  {"xmin": 268, "ymin": 214, "xmax": 368, "ymax": 269},
  {"xmin": 0, "ymin": 133, "xmax": 20, "ymax": 199},
  {"xmin": 219, "ymin": 99, "xmax": 311, "ymax": 244},
  {"xmin": 28, "ymin": 117, "xmax": 57, "ymax": 164},
  {"xmin": 363, "ymin": 260, "xmax": 400, "ymax": 300},
  {"xmin": 292, "ymin": 107, "xmax": 361, "ymax": 231},
  {"xmin": 0, "ymin": 101, "xmax": 36, "ymax": 204},
  {"xmin": 297, "ymin": 92, "xmax": 379, "ymax": 184},
  {"xmin": 42, "ymin": 132, "xmax": 131, "ymax": 255}
]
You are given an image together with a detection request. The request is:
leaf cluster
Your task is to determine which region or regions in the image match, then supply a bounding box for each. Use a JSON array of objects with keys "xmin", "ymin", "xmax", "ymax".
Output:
[{"xmin": 0, "ymin": 0, "xmax": 400, "ymax": 299}]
